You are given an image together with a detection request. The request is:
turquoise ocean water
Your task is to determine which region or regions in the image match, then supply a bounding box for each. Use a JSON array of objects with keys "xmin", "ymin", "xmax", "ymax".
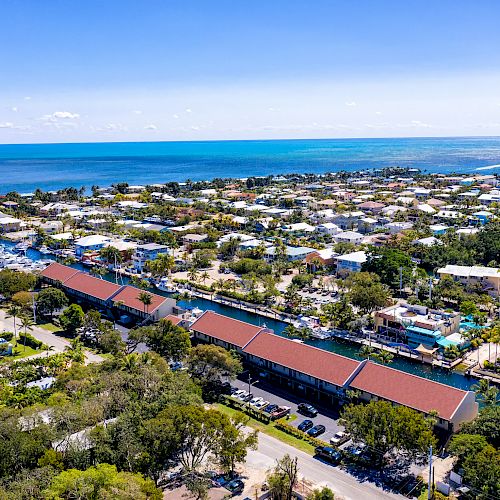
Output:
[{"xmin": 1, "ymin": 136, "xmax": 500, "ymax": 193}]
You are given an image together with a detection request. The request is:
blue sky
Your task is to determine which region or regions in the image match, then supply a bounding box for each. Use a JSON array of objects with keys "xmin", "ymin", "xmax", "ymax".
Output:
[{"xmin": 1, "ymin": 0, "xmax": 500, "ymax": 143}]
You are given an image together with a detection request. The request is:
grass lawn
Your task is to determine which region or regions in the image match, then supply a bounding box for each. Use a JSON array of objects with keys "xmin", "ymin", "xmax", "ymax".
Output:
[
  {"xmin": 1, "ymin": 345, "xmax": 44, "ymax": 361},
  {"xmin": 38, "ymin": 322, "xmax": 63, "ymax": 333},
  {"xmin": 215, "ymin": 403, "xmax": 315, "ymax": 455}
]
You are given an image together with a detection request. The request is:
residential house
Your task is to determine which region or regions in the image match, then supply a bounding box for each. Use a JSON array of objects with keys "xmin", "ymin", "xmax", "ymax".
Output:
[
  {"xmin": 336, "ymin": 251, "xmax": 367, "ymax": 275},
  {"xmin": 133, "ymin": 243, "xmax": 172, "ymax": 272},
  {"xmin": 438, "ymin": 264, "xmax": 500, "ymax": 297},
  {"xmin": 74, "ymin": 235, "xmax": 112, "ymax": 258}
]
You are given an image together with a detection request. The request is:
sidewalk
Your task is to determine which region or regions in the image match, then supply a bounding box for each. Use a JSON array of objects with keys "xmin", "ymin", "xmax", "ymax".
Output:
[{"xmin": 0, "ymin": 309, "xmax": 103, "ymax": 364}]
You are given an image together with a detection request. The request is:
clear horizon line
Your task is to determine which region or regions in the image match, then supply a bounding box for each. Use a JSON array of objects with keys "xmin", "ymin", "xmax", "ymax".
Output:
[{"xmin": 1, "ymin": 133, "xmax": 500, "ymax": 147}]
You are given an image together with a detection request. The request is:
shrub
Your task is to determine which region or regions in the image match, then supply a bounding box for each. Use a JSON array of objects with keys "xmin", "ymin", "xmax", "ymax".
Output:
[{"xmin": 18, "ymin": 333, "xmax": 44, "ymax": 350}]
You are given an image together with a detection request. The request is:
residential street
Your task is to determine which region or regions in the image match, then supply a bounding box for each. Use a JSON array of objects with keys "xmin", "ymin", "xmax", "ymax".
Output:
[
  {"xmin": 244, "ymin": 430, "xmax": 405, "ymax": 500},
  {"xmin": 0, "ymin": 309, "xmax": 104, "ymax": 364}
]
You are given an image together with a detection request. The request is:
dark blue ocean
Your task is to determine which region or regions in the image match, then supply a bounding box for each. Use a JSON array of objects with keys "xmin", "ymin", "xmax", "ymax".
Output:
[{"xmin": 1, "ymin": 136, "xmax": 500, "ymax": 193}]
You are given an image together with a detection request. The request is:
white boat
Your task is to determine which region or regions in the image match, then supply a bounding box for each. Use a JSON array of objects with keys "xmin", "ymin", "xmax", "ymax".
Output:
[
  {"xmin": 155, "ymin": 276, "xmax": 177, "ymax": 293},
  {"xmin": 38, "ymin": 245, "xmax": 51, "ymax": 255}
]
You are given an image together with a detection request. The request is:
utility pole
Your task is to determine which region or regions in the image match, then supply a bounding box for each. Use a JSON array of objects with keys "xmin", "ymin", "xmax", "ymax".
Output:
[
  {"xmin": 399, "ymin": 266, "xmax": 403, "ymax": 297},
  {"xmin": 428, "ymin": 445, "xmax": 433, "ymax": 500},
  {"xmin": 428, "ymin": 277, "xmax": 433, "ymax": 302},
  {"xmin": 248, "ymin": 373, "xmax": 252, "ymax": 395}
]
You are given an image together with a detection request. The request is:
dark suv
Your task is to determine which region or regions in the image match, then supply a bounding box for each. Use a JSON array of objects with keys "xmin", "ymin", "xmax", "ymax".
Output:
[
  {"xmin": 315, "ymin": 446, "xmax": 342, "ymax": 464},
  {"xmin": 297, "ymin": 403, "xmax": 318, "ymax": 417},
  {"xmin": 297, "ymin": 419, "xmax": 314, "ymax": 432}
]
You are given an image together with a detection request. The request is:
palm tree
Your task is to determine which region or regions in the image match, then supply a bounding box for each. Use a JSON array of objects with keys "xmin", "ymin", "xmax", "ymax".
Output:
[
  {"xmin": 6, "ymin": 304, "xmax": 22, "ymax": 344},
  {"xmin": 19, "ymin": 315, "xmax": 34, "ymax": 351},
  {"xmin": 200, "ymin": 271, "xmax": 210, "ymax": 284},
  {"xmin": 358, "ymin": 345, "xmax": 375, "ymax": 359},
  {"xmin": 147, "ymin": 252, "xmax": 175, "ymax": 277},
  {"xmin": 187, "ymin": 268, "xmax": 199, "ymax": 283},
  {"xmin": 471, "ymin": 379, "xmax": 491, "ymax": 400},
  {"xmin": 138, "ymin": 291, "xmax": 153, "ymax": 315},
  {"xmin": 65, "ymin": 338, "xmax": 85, "ymax": 363},
  {"xmin": 373, "ymin": 349, "xmax": 394, "ymax": 365},
  {"xmin": 482, "ymin": 386, "xmax": 499, "ymax": 407}
]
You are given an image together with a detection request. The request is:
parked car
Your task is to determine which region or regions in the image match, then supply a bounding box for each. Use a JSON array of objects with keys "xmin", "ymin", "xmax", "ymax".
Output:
[
  {"xmin": 270, "ymin": 406, "xmax": 291, "ymax": 420},
  {"xmin": 255, "ymin": 400, "xmax": 269, "ymax": 410},
  {"xmin": 233, "ymin": 389, "xmax": 246, "ymax": 399},
  {"xmin": 226, "ymin": 479, "xmax": 245, "ymax": 495},
  {"xmin": 264, "ymin": 403, "xmax": 278, "ymax": 414},
  {"xmin": 330, "ymin": 431, "xmax": 350, "ymax": 446},
  {"xmin": 297, "ymin": 419, "xmax": 314, "ymax": 432},
  {"xmin": 242, "ymin": 393, "xmax": 254, "ymax": 402},
  {"xmin": 297, "ymin": 403, "xmax": 318, "ymax": 417},
  {"xmin": 230, "ymin": 386, "xmax": 239, "ymax": 395},
  {"xmin": 315, "ymin": 446, "xmax": 342, "ymax": 464},
  {"xmin": 307, "ymin": 424, "xmax": 326, "ymax": 437},
  {"xmin": 249, "ymin": 396, "xmax": 264, "ymax": 406},
  {"xmin": 345, "ymin": 443, "xmax": 367, "ymax": 458}
]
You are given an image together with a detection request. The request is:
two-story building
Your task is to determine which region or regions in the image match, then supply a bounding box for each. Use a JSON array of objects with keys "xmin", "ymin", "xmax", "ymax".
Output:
[{"xmin": 133, "ymin": 243, "xmax": 172, "ymax": 272}]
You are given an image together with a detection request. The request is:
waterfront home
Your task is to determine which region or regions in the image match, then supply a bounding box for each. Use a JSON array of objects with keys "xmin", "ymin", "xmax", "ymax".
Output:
[
  {"xmin": 133, "ymin": 243, "xmax": 172, "ymax": 272},
  {"xmin": 74, "ymin": 234, "xmax": 112, "ymax": 258},
  {"xmin": 40, "ymin": 262, "xmax": 175, "ymax": 321},
  {"xmin": 336, "ymin": 251, "xmax": 367, "ymax": 276},
  {"xmin": 374, "ymin": 302, "xmax": 462, "ymax": 348},
  {"xmin": 471, "ymin": 210, "xmax": 493, "ymax": 225},
  {"xmin": 0, "ymin": 216, "xmax": 22, "ymax": 233},
  {"xmin": 437, "ymin": 264, "xmax": 500, "ymax": 297},
  {"xmin": 190, "ymin": 312, "xmax": 477, "ymax": 431},
  {"xmin": 283, "ymin": 222, "xmax": 316, "ymax": 234}
]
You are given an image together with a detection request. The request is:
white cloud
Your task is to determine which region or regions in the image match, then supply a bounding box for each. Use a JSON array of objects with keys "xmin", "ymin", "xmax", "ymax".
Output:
[
  {"xmin": 185, "ymin": 108, "xmax": 192, "ymax": 113},
  {"xmin": 11, "ymin": 106, "xmax": 18, "ymax": 112},
  {"xmin": 24, "ymin": 96, "xmax": 31, "ymax": 101},
  {"xmin": 0, "ymin": 122, "xmax": 14, "ymax": 128},
  {"xmin": 345, "ymin": 101, "xmax": 357, "ymax": 107},
  {"xmin": 190, "ymin": 125, "xmax": 200, "ymax": 130},
  {"xmin": 375, "ymin": 111, "xmax": 383, "ymax": 115},
  {"xmin": 41, "ymin": 111, "xmax": 80, "ymax": 122},
  {"xmin": 172, "ymin": 114, "xmax": 179, "ymax": 119},
  {"xmin": 410, "ymin": 120, "xmax": 433, "ymax": 128},
  {"xmin": 144, "ymin": 124, "xmax": 157, "ymax": 130},
  {"xmin": 133, "ymin": 110, "xmax": 142, "ymax": 115},
  {"xmin": 53, "ymin": 111, "xmax": 80, "ymax": 119}
]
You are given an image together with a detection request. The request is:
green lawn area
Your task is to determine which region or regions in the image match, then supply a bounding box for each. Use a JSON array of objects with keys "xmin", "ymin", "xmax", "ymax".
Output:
[
  {"xmin": 1, "ymin": 345, "xmax": 44, "ymax": 361},
  {"xmin": 215, "ymin": 403, "xmax": 315, "ymax": 455},
  {"xmin": 38, "ymin": 322, "xmax": 63, "ymax": 333}
]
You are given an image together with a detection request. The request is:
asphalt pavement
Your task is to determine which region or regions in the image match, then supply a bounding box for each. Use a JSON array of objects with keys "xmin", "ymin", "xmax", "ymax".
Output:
[{"xmin": 231, "ymin": 376, "xmax": 344, "ymax": 444}]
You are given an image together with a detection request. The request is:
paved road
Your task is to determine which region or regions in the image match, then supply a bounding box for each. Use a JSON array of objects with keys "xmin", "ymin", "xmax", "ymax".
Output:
[
  {"xmin": 246, "ymin": 431, "xmax": 405, "ymax": 500},
  {"xmin": 0, "ymin": 309, "xmax": 103, "ymax": 364},
  {"xmin": 232, "ymin": 377, "xmax": 343, "ymax": 443}
]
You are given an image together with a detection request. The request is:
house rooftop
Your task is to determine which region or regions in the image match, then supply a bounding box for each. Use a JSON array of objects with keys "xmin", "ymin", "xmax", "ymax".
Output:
[
  {"xmin": 243, "ymin": 332, "xmax": 362, "ymax": 387},
  {"xmin": 191, "ymin": 310, "xmax": 265, "ymax": 348},
  {"xmin": 63, "ymin": 273, "xmax": 122, "ymax": 301},
  {"xmin": 111, "ymin": 286, "xmax": 167, "ymax": 313},
  {"xmin": 39, "ymin": 262, "xmax": 80, "ymax": 283},
  {"xmin": 349, "ymin": 361, "xmax": 468, "ymax": 420}
]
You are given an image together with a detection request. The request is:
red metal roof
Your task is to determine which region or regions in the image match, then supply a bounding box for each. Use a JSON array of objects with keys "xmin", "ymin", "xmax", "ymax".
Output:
[
  {"xmin": 111, "ymin": 286, "xmax": 166, "ymax": 313},
  {"xmin": 349, "ymin": 361, "xmax": 467, "ymax": 420},
  {"xmin": 163, "ymin": 314, "xmax": 183, "ymax": 326},
  {"xmin": 243, "ymin": 332, "xmax": 361, "ymax": 387},
  {"xmin": 191, "ymin": 311, "xmax": 264, "ymax": 348},
  {"xmin": 39, "ymin": 262, "xmax": 80, "ymax": 283},
  {"xmin": 63, "ymin": 272, "xmax": 122, "ymax": 301}
]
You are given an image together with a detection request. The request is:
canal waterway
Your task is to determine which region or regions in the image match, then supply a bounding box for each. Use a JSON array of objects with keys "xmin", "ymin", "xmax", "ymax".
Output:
[{"xmin": 2, "ymin": 240, "xmax": 477, "ymax": 392}]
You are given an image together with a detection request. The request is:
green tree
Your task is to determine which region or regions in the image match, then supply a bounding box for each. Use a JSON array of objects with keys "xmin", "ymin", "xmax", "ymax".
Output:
[
  {"xmin": 346, "ymin": 272, "xmax": 391, "ymax": 313},
  {"xmin": 460, "ymin": 405, "xmax": 500, "ymax": 448},
  {"xmin": 461, "ymin": 444, "xmax": 500, "ymax": 499},
  {"xmin": 340, "ymin": 400, "xmax": 436, "ymax": 464},
  {"xmin": 6, "ymin": 304, "xmax": 22, "ymax": 343},
  {"xmin": 266, "ymin": 454, "xmax": 299, "ymax": 500},
  {"xmin": 307, "ymin": 486, "xmax": 335, "ymax": 500},
  {"xmin": 187, "ymin": 344, "xmax": 242, "ymax": 383},
  {"xmin": 321, "ymin": 296, "xmax": 356, "ymax": 330},
  {"xmin": 65, "ymin": 337, "xmax": 85, "ymax": 363},
  {"xmin": 448, "ymin": 433, "xmax": 489, "ymax": 464},
  {"xmin": 36, "ymin": 287, "xmax": 68, "ymax": 318},
  {"xmin": 146, "ymin": 252, "xmax": 175, "ymax": 277},
  {"xmin": 43, "ymin": 463, "xmax": 162, "ymax": 500},
  {"xmin": 216, "ymin": 411, "xmax": 258, "ymax": 474},
  {"xmin": 137, "ymin": 291, "xmax": 153, "ymax": 315},
  {"xmin": 60, "ymin": 304, "xmax": 85, "ymax": 332},
  {"xmin": 362, "ymin": 247, "xmax": 415, "ymax": 292},
  {"xmin": 19, "ymin": 315, "xmax": 34, "ymax": 351},
  {"xmin": 0, "ymin": 269, "xmax": 36, "ymax": 298}
]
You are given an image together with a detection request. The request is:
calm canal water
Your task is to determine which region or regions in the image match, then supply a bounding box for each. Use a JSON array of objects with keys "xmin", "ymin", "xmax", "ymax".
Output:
[{"xmin": 2, "ymin": 240, "xmax": 476, "ymax": 391}]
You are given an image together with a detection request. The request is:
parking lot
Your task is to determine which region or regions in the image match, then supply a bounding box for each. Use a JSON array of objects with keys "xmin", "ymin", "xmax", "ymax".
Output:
[{"xmin": 231, "ymin": 375, "xmax": 346, "ymax": 444}]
